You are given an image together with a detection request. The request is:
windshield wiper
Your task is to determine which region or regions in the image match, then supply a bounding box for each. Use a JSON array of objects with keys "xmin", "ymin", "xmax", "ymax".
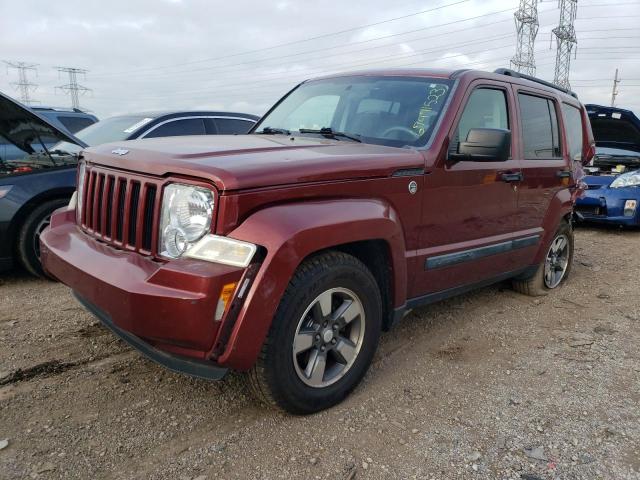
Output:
[
  {"xmin": 298, "ymin": 127, "xmax": 361, "ymax": 143},
  {"xmin": 257, "ymin": 126, "xmax": 291, "ymax": 135}
]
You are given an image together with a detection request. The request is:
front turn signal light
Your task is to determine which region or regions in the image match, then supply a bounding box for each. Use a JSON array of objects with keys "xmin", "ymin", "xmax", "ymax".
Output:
[{"xmin": 215, "ymin": 282, "xmax": 237, "ymax": 321}]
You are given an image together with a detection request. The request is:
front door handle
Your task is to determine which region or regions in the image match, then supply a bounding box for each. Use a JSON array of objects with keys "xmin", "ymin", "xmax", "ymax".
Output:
[
  {"xmin": 500, "ymin": 172, "xmax": 523, "ymax": 183},
  {"xmin": 556, "ymin": 170, "xmax": 572, "ymax": 179}
]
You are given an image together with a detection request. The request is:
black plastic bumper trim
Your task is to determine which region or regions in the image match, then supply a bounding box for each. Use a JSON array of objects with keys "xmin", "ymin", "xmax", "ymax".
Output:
[{"xmin": 73, "ymin": 292, "xmax": 228, "ymax": 381}]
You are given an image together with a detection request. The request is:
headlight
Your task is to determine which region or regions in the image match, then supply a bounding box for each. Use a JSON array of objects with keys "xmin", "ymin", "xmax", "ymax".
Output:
[
  {"xmin": 610, "ymin": 171, "xmax": 640, "ymax": 189},
  {"xmin": 76, "ymin": 162, "xmax": 86, "ymax": 222},
  {"xmin": 159, "ymin": 183, "xmax": 214, "ymax": 258}
]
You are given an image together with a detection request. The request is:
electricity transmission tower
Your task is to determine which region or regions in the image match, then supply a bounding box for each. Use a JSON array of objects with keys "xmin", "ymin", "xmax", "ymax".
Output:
[
  {"xmin": 510, "ymin": 0, "xmax": 539, "ymax": 76},
  {"xmin": 552, "ymin": 0, "xmax": 578, "ymax": 90},
  {"xmin": 56, "ymin": 66, "xmax": 91, "ymax": 110},
  {"xmin": 4, "ymin": 61, "xmax": 39, "ymax": 104}
]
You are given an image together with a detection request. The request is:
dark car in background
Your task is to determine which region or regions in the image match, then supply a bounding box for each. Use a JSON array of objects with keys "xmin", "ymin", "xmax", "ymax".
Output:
[
  {"xmin": 0, "ymin": 91, "xmax": 259, "ymax": 277},
  {"xmin": 575, "ymin": 104, "xmax": 640, "ymax": 226},
  {"xmin": 1, "ymin": 106, "xmax": 98, "ymax": 161}
]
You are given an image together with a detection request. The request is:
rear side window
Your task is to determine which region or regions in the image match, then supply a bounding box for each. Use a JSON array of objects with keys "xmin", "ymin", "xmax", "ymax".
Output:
[
  {"xmin": 454, "ymin": 88, "xmax": 509, "ymax": 153},
  {"xmin": 58, "ymin": 115, "xmax": 95, "ymax": 133},
  {"xmin": 215, "ymin": 118, "xmax": 255, "ymax": 134},
  {"xmin": 144, "ymin": 118, "xmax": 206, "ymax": 138},
  {"xmin": 562, "ymin": 104, "xmax": 584, "ymax": 161},
  {"xmin": 519, "ymin": 93, "xmax": 562, "ymax": 159}
]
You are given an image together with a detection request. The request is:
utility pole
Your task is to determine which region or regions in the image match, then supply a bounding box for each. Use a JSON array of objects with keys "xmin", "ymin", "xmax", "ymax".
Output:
[
  {"xmin": 3, "ymin": 61, "xmax": 39, "ymax": 104},
  {"xmin": 552, "ymin": 0, "xmax": 578, "ymax": 90},
  {"xmin": 610, "ymin": 68, "xmax": 620, "ymax": 107},
  {"xmin": 55, "ymin": 66, "xmax": 91, "ymax": 110},
  {"xmin": 511, "ymin": 0, "xmax": 539, "ymax": 76}
]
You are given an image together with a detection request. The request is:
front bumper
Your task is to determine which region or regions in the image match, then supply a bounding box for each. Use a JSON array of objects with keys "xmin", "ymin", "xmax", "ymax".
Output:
[
  {"xmin": 575, "ymin": 186, "xmax": 640, "ymax": 226},
  {"xmin": 40, "ymin": 208, "xmax": 246, "ymax": 376}
]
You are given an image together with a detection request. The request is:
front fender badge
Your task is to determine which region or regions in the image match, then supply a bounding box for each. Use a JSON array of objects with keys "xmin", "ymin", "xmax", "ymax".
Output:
[{"xmin": 408, "ymin": 180, "xmax": 418, "ymax": 195}]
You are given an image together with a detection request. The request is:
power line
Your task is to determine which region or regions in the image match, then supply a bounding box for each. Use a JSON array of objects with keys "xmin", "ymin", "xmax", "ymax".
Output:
[{"xmin": 3, "ymin": 61, "xmax": 39, "ymax": 104}]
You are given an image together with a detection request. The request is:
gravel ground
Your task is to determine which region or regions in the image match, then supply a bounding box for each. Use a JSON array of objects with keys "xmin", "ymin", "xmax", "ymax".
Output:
[{"xmin": 0, "ymin": 226, "xmax": 639, "ymax": 480}]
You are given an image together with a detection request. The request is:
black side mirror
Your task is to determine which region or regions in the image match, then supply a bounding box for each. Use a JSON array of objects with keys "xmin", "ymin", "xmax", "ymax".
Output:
[{"xmin": 449, "ymin": 128, "xmax": 511, "ymax": 162}]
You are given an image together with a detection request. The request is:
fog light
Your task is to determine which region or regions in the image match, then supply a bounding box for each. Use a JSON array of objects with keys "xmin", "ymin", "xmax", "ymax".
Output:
[
  {"xmin": 624, "ymin": 199, "xmax": 637, "ymax": 217},
  {"xmin": 185, "ymin": 235, "xmax": 257, "ymax": 267},
  {"xmin": 215, "ymin": 282, "xmax": 237, "ymax": 321}
]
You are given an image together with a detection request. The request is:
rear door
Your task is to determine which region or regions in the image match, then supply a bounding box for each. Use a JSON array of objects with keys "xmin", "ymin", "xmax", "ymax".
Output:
[
  {"xmin": 513, "ymin": 90, "xmax": 570, "ymax": 238},
  {"xmin": 412, "ymin": 81, "xmax": 523, "ymax": 297}
]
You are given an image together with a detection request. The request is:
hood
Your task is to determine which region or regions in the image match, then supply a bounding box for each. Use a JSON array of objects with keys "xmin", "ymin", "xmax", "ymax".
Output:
[
  {"xmin": 0, "ymin": 90, "xmax": 87, "ymax": 153},
  {"xmin": 584, "ymin": 174, "xmax": 616, "ymax": 187},
  {"xmin": 84, "ymin": 134, "xmax": 425, "ymax": 191},
  {"xmin": 586, "ymin": 104, "xmax": 640, "ymax": 153}
]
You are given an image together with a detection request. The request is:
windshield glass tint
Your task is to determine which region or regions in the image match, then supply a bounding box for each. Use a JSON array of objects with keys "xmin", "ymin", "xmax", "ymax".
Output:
[
  {"xmin": 256, "ymin": 76, "xmax": 453, "ymax": 147},
  {"xmin": 53, "ymin": 115, "xmax": 155, "ymax": 154}
]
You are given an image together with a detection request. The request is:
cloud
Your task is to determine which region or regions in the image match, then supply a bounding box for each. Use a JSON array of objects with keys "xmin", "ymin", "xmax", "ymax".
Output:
[{"xmin": 1, "ymin": 0, "xmax": 637, "ymax": 118}]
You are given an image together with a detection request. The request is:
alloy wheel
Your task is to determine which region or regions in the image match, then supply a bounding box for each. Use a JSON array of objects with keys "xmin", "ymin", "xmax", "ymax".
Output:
[
  {"xmin": 544, "ymin": 233, "xmax": 570, "ymax": 288},
  {"xmin": 33, "ymin": 214, "xmax": 52, "ymax": 262},
  {"xmin": 292, "ymin": 287, "xmax": 365, "ymax": 388}
]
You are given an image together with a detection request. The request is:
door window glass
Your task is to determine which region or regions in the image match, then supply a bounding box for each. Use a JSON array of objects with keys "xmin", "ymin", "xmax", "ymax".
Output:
[
  {"xmin": 562, "ymin": 104, "xmax": 584, "ymax": 161},
  {"xmin": 519, "ymin": 94, "xmax": 562, "ymax": 159},
  {"xmin": 455, "ymin": 88, "xmax": 509, "ymax": 152},
  {"xmin": 144, "ymin": 118, "xmax": 206, "ymax": 138},
  {"xmin": 58, "ymin": 116, "xmax": 95, "ymax": 133}
]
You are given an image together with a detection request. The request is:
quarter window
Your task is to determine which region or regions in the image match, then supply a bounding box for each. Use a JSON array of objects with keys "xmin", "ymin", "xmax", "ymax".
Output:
[
  {"xmin": 144, "ymin": 118, "xmax": 206, "ymax": 138},
  {"xmin": 518, "ymin": 94, "xmax": 562, "ymax": 159},
  {"xmin": 562, "ymin": 104, "xmax": 584, "ymax": 161},
  {"xmin": 215, "ymin": 118, "xmax": 255, "ymax": 134},
  {"xmin": 455, "ymin": 88, "xmax": 509, "ymax": 153}
]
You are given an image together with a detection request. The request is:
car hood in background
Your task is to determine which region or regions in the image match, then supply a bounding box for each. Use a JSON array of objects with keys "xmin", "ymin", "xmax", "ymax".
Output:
[
  {"xmin": 0, "ymin": 90, "xmax": 87, "ymax": 153},
  {"xmin": 85, "ymin": 134, "xmax": 425, "ymax": 191},
  {"xmin": 586, "ymin": 104, "xmax": 640, "ymax": 153}
]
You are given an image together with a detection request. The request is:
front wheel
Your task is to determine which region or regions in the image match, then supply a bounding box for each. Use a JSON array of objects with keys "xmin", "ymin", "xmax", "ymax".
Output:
[
  {"xmin": 512, "ymin": 220, "xmax": 574, "ymax": 296},
  {"xmin": 247, "ymin": 251, "xmax": 382, "ymax": 414},
  {"xmin": 17, "ymin": 198, "xmax": 68, "ymax": 278}
]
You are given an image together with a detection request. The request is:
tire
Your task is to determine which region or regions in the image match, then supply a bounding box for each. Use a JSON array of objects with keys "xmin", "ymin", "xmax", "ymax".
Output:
[
  {"xmin": 247, "ymin": 251, "xmax": 382, "ymax": 414},
  {"xmin": 512, "ymin": 220, "xmax": 574, "ymax": 296},
  {"xmin": 17, "ymin": 198, "xmax": 68, "ymax": 278}
]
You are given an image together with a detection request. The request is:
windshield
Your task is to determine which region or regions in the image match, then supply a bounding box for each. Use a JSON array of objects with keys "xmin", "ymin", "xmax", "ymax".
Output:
[
  {"xmin": 255, "ymin": 76, "xmax": 453, "ymax": 148},
  {"xmin": 52, "ymin": 115, "xmax": 155, "ymax": 154}
]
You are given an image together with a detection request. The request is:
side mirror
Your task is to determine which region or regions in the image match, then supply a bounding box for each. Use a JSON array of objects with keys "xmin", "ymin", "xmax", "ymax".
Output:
[{"xmin": 449, "ymin": 128, "xmax": 511, "ymax": 162}]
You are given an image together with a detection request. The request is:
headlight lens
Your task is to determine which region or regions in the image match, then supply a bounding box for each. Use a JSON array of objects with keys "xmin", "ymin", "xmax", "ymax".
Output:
[
  {"xmin": 159, "ymin": 183, "xmax": 214, "ymax": 258},
  {"xmin": 76, "ymin": 162, "xmax": 86, "ymax": 222},
  {"xmin": 610, "ymin": 171, "xmax": 640, "ymax": 189}
]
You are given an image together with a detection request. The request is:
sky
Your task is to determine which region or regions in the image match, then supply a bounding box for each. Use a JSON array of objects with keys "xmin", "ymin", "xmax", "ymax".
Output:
[{"xmin": 1, "ymin": 0, "xmax": 639, "ymax": 119}]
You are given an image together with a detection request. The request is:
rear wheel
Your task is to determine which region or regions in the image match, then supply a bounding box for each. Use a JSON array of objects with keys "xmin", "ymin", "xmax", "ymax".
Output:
[
  {"xmin": 247, "ymin": 251, "xmax": 382, "ymax": 414},
  {"xmin": 17, "ymin": 199, "xmax": 68, "ymax": 278},
  {"xmin": 512, "ymin": 220, "xmax": 574, "ymax": 296}
]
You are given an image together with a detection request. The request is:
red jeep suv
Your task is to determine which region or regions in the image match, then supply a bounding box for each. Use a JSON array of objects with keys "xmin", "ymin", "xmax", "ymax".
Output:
[{"xmin": 41, "ymin": 68, "xmax": 594, "ymax": 414}]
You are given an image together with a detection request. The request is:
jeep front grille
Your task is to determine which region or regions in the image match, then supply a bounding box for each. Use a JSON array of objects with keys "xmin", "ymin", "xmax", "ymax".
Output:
[{"xmin": 80, "ymin": 165, "xmax": 162, "ymax": 255}]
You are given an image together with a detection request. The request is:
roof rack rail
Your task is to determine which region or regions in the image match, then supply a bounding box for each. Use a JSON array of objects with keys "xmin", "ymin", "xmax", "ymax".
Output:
[{"xmin": 493, "ymin": 68, "xmax": 578, "ymax": 99}]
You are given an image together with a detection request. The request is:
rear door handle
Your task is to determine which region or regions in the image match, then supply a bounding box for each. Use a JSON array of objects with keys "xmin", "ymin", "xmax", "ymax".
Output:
[
  {"xmin": 556, "ymin": 170, "xmax": 572, "ymax": 179},
  {"xmin": 500, "ymin": 172, "xmax": 523, "ymax": 182}
]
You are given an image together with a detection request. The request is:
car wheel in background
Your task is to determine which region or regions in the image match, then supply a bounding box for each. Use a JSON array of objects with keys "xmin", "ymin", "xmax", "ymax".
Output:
[
  {"xmin": 247, "ymin": 251, "xmax": 382, "ymax": 414},
  {"xmin": 17, "ymin": 198, "xmax": 68, "ymax": 279},
  {"xmin": 512, "ymin": 220, "xmax": 574, "ymax": 296}
]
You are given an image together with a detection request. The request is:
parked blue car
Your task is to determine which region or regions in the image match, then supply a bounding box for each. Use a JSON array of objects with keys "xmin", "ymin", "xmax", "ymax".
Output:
[
  {"xmin": 0, "ymin": 90, "xmax": 259, "ymax": 277},
  {"xmin": 575, "ymin": 104, "xmax": 640, "ymax": 227}
]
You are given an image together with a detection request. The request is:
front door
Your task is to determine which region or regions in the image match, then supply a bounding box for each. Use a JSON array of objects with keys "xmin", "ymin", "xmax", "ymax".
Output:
[{"xmin": 411, "ymin": 82, "xmax": 523, "ymax": 298}]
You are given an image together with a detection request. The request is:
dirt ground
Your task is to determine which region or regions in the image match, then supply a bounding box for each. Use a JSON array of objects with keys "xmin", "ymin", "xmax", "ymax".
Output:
[{"xmin": 0, "ymin": 226, "xmax": 638, "ymax": 480}]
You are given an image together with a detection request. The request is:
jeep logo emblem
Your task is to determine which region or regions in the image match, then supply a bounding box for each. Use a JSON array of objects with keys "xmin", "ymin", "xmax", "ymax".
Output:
[
  {"xmin": 111, "ymin": 148, "xmax": 129, "ymax": 156},
  {"xmin": 408, "ymin": 180, "xmax": 418, "ymax": 195}
]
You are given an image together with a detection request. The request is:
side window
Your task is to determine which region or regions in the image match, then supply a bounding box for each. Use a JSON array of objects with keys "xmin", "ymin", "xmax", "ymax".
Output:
[
  {"xmin": 58, "ymin": 116, "xmax": 95, "ymax": 133},
  {"xmin": 144, "ymin": 118, "xmax": 206, "ymax": 138},
  {"xmin": 518, "ymin": 94, "xmax": 562, "ymax": 159},
  {"xmin": 562, "ymin": 104, "xmax": 584, "ymax": 161},
  {"xmin": 215, "ymin": 118, "xmax": 255, "ymax": 134},
  {"xmin": 455, "ymin": 88, "xmax": 509, "ymax": 152}
]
